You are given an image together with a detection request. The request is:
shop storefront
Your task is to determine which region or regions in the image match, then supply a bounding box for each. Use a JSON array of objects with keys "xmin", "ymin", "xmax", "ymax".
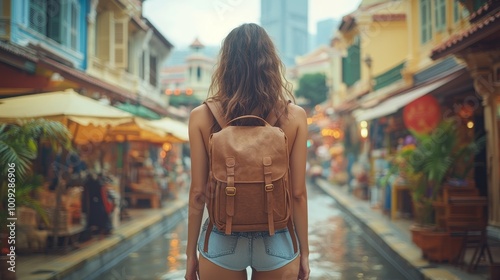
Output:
[
  {"xmin": 347, "ymin": 64, "xmax": 489, "ymax": 218},
  {"xmin": 430, "ymin": 0, "xmax": 500, "ymax": 229}
]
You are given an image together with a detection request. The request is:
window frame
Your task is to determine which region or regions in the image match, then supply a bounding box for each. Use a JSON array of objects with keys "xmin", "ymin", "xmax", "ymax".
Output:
[
  {"xmin": 341, "ymin": 36, "xmax": 361, "ymax": 87},
  {"xmin": 28, "ymin": 0, "xmax": 80, "ymax": 50}
]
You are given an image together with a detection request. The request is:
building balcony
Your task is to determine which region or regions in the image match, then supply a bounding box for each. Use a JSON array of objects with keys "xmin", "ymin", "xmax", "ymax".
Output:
[{"xmin": 88, "ymin": 56, "xmax": 139, "ymax": 95}]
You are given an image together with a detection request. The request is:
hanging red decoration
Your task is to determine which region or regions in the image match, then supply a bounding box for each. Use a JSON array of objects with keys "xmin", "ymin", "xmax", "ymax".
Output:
[{"xmin": 403, "ymin": 95, "xmax": 441, "ymax": 134}]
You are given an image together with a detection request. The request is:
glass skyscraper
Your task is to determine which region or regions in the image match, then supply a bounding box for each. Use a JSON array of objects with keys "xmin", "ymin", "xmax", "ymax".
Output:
[{"xmin": 261, "ymin": 0, "xmax": 309, "ymax": 66}]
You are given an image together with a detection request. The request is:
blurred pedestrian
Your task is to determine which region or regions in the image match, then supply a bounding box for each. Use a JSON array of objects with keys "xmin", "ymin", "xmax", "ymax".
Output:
[{"xmin": 82, "ymin": 173, "xmax": 112, "ymax": 237}]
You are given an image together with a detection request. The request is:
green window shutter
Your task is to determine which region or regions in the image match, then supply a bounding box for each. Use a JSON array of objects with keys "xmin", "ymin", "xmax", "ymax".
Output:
[
  {"xmin": 46, "ymin": 0, "xmax": 62, "ymax": 42},
  {"xmin": 420, "ymin": 0, "xmax": 432, "ymax": 44},
  {"xmin": 435, "ymin": 0, "xmax": 446, "ymax": 31},
  {"xmin": 342, "ymin": 37, "xmax": 361, "ymax": 87},
  {"xmin": 420, "ymin": 0, "xmax": 426, "ymax": 43},
  {"xmin": 373, "ymin": 62, "xmax": 405, "ymax": 91}
]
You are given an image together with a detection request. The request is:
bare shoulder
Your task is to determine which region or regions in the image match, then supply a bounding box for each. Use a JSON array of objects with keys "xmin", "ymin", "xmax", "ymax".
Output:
[
  {"xmin": 288, "ymin": 103, "xmax": 306, "ymax": 118},
  {"xmin": 189, "ymin": 104, "xmax": 213, "ymax": 127},
  {"xmin": 280, "ymin": 103, "xmax": 306, "ymax": 138},
  {"xmin": 190, "ymin": 104, "xmax": 209, "ymax": 119},
  {"xmin": 285, "ymin": 103, "xmax": 307, "ymax": 125}
]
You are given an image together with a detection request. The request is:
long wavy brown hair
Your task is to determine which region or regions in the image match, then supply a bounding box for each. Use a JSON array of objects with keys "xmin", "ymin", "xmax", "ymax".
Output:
[{"xmin": 207, "ymin": 23, "xmax": 294, "ymax": 125}]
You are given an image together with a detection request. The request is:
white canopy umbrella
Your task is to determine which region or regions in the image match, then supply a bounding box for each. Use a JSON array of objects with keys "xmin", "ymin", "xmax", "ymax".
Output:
[
  {"xmin": 0, "ymin": 88, "xmax": 133, "ymax": 123},
  {"xmin": 0, "ymin": 89, "xmax": 172, "ymax": 244},
  {"xmin": 0, "ymin": 89, "xmax": 177, "ymax": 144},
  {"xmin": 0, "ymin": 89, "xmax": 136, "ymax": 144},
  {"xmin": 146, "ymin": 117, "xmax": 189, "ymax": 142}
]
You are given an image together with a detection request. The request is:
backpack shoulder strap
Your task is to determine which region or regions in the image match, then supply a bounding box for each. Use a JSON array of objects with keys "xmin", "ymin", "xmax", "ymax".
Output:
[
  {"xmin": 204, "ymin": 100, "xmax": 227, "ymax": 129},
  {"xmin": 266, "ymin": 100, "xmax": 292, "ymax": 126},
  {"xmin": 205, "ymin": 99, "xmax": 291, "ymax": 127}
]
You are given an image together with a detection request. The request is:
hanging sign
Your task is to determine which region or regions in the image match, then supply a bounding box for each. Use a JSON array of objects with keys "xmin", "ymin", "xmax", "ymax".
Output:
[{"xmin": 403, "ymin": 95, "xmax": 441, "ymax": 134}]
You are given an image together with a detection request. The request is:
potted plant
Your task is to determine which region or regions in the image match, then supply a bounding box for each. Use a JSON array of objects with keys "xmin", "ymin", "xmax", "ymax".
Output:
[
  {"xmin": 383, "ymin": 140, "xmax": 431, "ymax": 225},
  {"xmin": 395, "ymin": 119, "xmax": 485, "ymax": 262},
  {"xmin": 446, "ymin": 132, "xmax": 486, "ymax": 188},
  {"xmin": 0, "ymin": 119, "xmax": 72, "ymax": 279},
  {"xmin": 384, "ymin": 144, "xmax": 433, "ymax": 248}
]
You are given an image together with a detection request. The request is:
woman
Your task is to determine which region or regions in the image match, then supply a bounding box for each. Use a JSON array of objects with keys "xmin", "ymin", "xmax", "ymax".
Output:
[{"xmin": 185, "ymin": 23, "xmax": 310, "ymax": 280}]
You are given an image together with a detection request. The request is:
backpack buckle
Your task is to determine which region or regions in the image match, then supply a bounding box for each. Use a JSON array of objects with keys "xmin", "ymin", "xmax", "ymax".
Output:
[
  {"xmin": 225, "ymin": 187, "xmax": 236, "ymax": 196},
  {"xmin": 265, "ymin": 184, "xmax": 274, "ymax": 192}
]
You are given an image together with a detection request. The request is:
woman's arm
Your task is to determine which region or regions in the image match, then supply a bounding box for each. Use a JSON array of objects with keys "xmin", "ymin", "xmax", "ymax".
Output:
[
  {"xmin": 186, "ymin": 107, "xmax": 209, "ymax": 258},
  {"xmin": 289, "ymin": 107, "xmax": 309, "ymax": 256}
]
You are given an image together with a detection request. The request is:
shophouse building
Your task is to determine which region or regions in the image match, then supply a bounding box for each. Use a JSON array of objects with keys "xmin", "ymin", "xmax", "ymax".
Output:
[{"xmin": 329, "ymin": 0, "xmax": 498, "ymax": 237}]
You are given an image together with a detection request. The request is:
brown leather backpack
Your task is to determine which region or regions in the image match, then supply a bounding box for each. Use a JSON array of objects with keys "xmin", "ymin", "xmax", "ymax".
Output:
[{"xmin": 203, "ymin": 100, "xmax": 297, "ymax": 253}]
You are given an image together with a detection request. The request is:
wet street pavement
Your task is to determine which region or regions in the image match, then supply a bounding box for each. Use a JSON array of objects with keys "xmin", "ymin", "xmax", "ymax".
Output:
[{"xmin": 97, "ymin": 183, "xmax": 407, "ymax": 279}]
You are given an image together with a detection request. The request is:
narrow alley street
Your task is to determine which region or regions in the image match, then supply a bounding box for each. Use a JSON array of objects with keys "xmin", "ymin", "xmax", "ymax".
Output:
[{"xmin": 97, "ymin": 182, "xmax": 407, "ymax": 280}]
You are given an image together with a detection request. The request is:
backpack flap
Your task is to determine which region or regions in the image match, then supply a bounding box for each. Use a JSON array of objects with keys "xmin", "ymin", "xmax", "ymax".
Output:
[{"xmin": 210, "ymin": 125, "xmax": 288, "ymax": 183}]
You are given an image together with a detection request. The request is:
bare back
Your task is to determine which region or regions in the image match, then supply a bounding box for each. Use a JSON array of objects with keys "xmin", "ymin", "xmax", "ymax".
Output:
[
  {"xmin": 190, "ymin": 103, "xmax": 307, "ymax": 155},
  {"xmin": 186, "ymin": 102, "xmax": 309, "ymax": 280}
]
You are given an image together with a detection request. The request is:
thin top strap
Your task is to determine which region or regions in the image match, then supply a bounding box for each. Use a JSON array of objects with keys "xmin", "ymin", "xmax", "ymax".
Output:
[
  {"xmin": 265, "ymin": 100, "xmax": 291, "ymax": 126},
  {"xmin": 204, "ymin": 100, "xmax": 227, "ymax": 129},
  {"xmin": 204, "ymin": 99, "xmax": 291, "ymax": 128}
]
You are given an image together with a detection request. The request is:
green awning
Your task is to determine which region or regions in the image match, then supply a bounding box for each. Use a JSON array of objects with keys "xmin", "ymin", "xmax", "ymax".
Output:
[
  {"xmin": 115, "ymin": 103, "xmax": 161, "ymax": 120},
  {"xmin": 168, "ymin": 94, "xmax": 203, "ymax": 106}
]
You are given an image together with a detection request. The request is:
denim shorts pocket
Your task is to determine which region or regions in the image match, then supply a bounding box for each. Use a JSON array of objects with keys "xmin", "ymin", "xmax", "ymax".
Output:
[
  {"xmin": 262, "ymin": 229, "xmax": 296, "ymax": 260},
  {"xmin": 198, "ymin": 227, "xmax": 239, "ymax": 258}
]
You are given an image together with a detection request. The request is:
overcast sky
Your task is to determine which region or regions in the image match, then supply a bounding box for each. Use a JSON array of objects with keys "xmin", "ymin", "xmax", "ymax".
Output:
[{"xmin": 143, "ymin": 0, "xmax": 362, "ymax": 48}]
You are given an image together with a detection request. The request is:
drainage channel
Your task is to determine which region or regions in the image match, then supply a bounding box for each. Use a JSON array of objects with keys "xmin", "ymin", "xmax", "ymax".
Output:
[
  {"xmin": 311, "ymin": 178, "xmax": 422, "ymax": 280},
  {"xmin": 95, "ymin": 181, "xmax": 409, "ymax": 280},
  {"xmin": 85, "ymin": 207, "xmax": 188, "ymax": 280}
]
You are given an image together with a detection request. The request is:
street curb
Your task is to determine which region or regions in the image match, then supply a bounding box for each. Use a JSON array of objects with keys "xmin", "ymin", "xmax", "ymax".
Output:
[
  {"xmin": 314, "ymin": 178, "xmax": 462, "ymax": 280},
  {"xmin": 21, "ymin": 200, "xmax": 188, "ymax": 280}
]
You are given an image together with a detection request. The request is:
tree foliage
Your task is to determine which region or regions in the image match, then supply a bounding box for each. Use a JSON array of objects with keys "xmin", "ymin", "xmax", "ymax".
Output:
[
  {"xmin": 0, "ymin": 119, "xmax": 72, "ymax": 179},
  {"xmin": 295, "ymin": 73, "xmax": 329, "ymax": 106},
  {"xmin": 0, "ymin": 119, "xmax": 73, "ymax": 227}
]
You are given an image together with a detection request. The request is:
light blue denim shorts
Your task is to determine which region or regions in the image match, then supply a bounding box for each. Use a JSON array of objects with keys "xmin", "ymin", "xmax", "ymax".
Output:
[{"xmin": 198, "ymin": 219, "xmax": 299, "ymax": 271}]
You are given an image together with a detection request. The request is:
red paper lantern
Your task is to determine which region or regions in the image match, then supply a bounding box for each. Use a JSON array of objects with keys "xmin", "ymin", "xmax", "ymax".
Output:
[{"xmin": 403, "ymin": 95, "xmax": 441, "ymax": 134}]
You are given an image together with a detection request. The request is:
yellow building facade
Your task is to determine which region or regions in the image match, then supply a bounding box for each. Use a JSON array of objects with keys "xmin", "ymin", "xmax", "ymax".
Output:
[
  {"xmin": 333, "ymin": 0, "xmax": 499, "ymax": 230},
  {"xmin": 335, "ymin": 0, "xmax": 410, "ymax": 113},
  {"xmin": 429, "ymin": 0, "xmax": 500, "ymax": 228},
  {"xmin": 87, "ymin": 0, "xmax": 173, "ymax": 110}
]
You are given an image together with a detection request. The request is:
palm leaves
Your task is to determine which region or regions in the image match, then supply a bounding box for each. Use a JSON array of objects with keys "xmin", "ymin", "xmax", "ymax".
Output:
[
  {"xmin": 407, "ymin": 120, "xmax": 484, "ymax": 200},
  {"xmin": 409, "ymin": 121, "xmax": 457, "ymax": 196},
  {"xmin": 0, "ymin": 119, "xmax": 72, "ymax": 227},
  {"xmin": 0, "ymin": 119, "xmax": 72, "ymax": 179}
]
